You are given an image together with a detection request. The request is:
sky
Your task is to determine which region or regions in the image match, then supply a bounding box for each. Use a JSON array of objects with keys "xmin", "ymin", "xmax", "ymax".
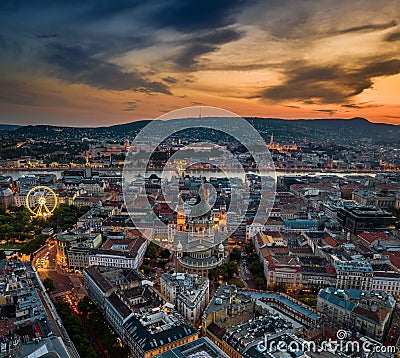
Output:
[{"xmin": 1, "ymin": 0, "xmax": 400, "ymax": 127}]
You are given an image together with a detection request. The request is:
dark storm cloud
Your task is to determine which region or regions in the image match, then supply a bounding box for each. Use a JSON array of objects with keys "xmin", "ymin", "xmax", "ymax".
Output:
[
  {"xmin": 385, "ymin": 31, "xmax": 400, "ymax": 42},
  {"xmin": 333, "ymin": 20, "xmax": 397, "ymax": 35},
  {"xmin": 173, "ymin": 28, "xmax": 244, "ymax": 68},
  {"xmin": 0, "ymin": 34, "xmax": 22, "ymax": 54},
  {"xmin": 261, "ymin": 59, "xmax": 400, "ymax": 104},
  {"xmin": 251, "ymin": 1, "xmax": 399, "ymax": 43},
  {"xmin": 314, "ymin": 109, "xmax": 336, "ymax": 115},
  {"xmin": 37, "ymin": 34, "xmax": 57, "ymax": 39},
  {"xmin": 162, "ymin": 76, "xmax": 178, "ymax": 84},
  {"xmin": 285, "ymin": 105, "xmax": 300, "ymax": 109},
  {"xmin": 122, "ymin": 100, "xmax": 140, "ymax": 111},
  {"xmin": 385, "ymin": 115, "xmax": 400, "ymax": 119},
  {"xmin": 0, "ymin": 0, "xmax": 249, "ymax": 96},
  {"xmin": 151, "ymin": 0, "xmax": 249, "ymax": 32},
  {"xmin": 44, "ymin": 42, "xmax": 171, "ymax": 94},
  {"xmin": 2, "ymin": 0, "xmax": 400, "ymax": 123},
  {"xmin": 78, "ymin": 0, "xmax": 143, "ymax": 20},
  {"xmin": 190, "ymin": 101, "xmax": 205, "ymax": 106},
  {"xmin": 0, "ymin": 35, "xmax": 6, "ymax": 49},
  {"xmin": 342, "ymin": 104, "xmax": 362, "ymax": 109},
  {"xmin": 1, "ymin": 1, "xmax": 157, "ymax": 59}
]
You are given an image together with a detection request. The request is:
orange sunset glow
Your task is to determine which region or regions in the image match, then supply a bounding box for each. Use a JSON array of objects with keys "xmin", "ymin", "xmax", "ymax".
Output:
[{"xmin": 1, "ymin": 0, "xmax": 400, "ymax": 126}]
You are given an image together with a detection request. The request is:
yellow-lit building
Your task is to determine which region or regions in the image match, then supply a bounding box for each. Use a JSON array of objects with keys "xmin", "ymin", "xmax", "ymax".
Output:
[
  {"xmin": 56, "ymin": 232, "xmax": 101, "ymax": 268},
  {"xmin": 171, "ymin": 187, "xmax": 227, "ymax": 276}
]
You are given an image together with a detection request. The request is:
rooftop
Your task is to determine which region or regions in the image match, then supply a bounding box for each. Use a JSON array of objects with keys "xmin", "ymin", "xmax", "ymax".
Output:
[
  {"xmin": 107, "ymin": 292, "xmax": 132, "ymax": 319},
  {"xmin": 0, "ymin": 260, "xmax": 71, "ymax": 358},
  {"xmin": 123, "ymin": 310, "xmax": 198, "ymax": 353},
  {"xmin": 224, "ymin": 315, "xmax": 292, "ymax": 353},
  {"xmin": 204, "ymin": 283, "xmax": 253, "ymax": 316},
  {"xmin": 84, "ymin": 265, "xmax": 114, "ymax": 292},
  {"xmin": 335, "ymin": 259, "xmax": 373, "ymax": 273},
  {"xmin": 161, "ymin": 273, "xmax": 208, "ymax": 307},
  {"xmin": 318, "ymin": 287, "xmax": 395, "ymax": 318},
  {"xmin": 246, "ymin": 291, "xmax": 321, "ymax": 323},
  {"xmin": 155, "ymin": 337, "xmax": 229, "ymax": 358}
]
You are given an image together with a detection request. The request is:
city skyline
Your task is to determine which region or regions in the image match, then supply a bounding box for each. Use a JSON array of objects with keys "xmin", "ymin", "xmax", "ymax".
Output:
[{"xmin": 1, "ymin": 0, "xmax": 400, "ymax": 126}]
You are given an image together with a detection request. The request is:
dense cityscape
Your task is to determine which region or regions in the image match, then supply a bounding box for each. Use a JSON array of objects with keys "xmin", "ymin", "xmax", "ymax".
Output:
[
  {"xmin": 2, "ymin": 0, "xmax": 400, "ymax": 357},
  {"xmin": 0, "ymin": 118, "xmax": 400, "ymax": 358}
]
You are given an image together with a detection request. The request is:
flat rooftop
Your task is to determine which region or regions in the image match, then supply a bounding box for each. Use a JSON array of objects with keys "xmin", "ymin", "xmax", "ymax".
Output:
[{"xmin": 242, "ymin": 291, "xmax": 321, "ymax": 322}]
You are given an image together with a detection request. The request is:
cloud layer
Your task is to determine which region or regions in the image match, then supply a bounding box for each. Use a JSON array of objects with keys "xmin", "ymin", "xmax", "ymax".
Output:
[
  {"xmin": 261, "ymin": 59, "xmax": 400, "ymax": 105},
  {"xmin": 1, "ymin": 0, "xmax": 400, "ymax": 125}
]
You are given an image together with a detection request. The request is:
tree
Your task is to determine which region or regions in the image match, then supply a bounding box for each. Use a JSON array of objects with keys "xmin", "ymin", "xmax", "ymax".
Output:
[
  {"xmin": 230, "ymin": 248, "xmax": 242, "ymax": 263},
  {"xmin": 269, "ymin": 282, "xmax": 286, "ymax": 292},
  {"xmin": 208, "ymin": 268, "xmax": 218, "ymax": 281},
  {"xmin": 156, "ymin": 260, "xmax": 166, "ymax": 268},
  {"xmin": 255, "ymin": 276, "xmax": 266, "ymax": 289},
  {"xmin": 245, "ymin": 241, "xmax": 255, "ymax": 255},
  {"xmin": 55, "ymin": 302, "xmax": 97, "ymax": 358},
  {"xmin": 249, "ymin": 260, "xmax": 263, "ymax": 276},
  {"xmin": 43, "ymin": 277, "xmax": 55, "ymax": 292},
  {"xmin": 217, "ymin": 262, "xmax": 238, "ymax": 280},
  {"xmin": 160, "ymin": 248, "xmax": 171, "ymax": 259},
  {"xmin": 145, "ymin": 242, "xmax": 157, "ymax": 259},
  {"xmin": 218, "ymin": 264, "xmax": 229, "ymax": 280},
  {"xmin": 227, "ymin": 261, "xmax": 238, "ymax": 277},
  {"xmin": 21, "ymin": 234, "xmax": 47, "ymax": 255},
  {"xmin": 78, "ymin": 296, "xmax": 94, "ymax": 316},
  {"xmin": 47, "ymin": 204, "xmax": 91, "ymax": 231},
  {"xmin": 228, "ymin": 279, "xmax": 245, "ymax": 288},
  {"xmin": 141, "ymin": 264, "xmax": 150, "ymax": 275}
]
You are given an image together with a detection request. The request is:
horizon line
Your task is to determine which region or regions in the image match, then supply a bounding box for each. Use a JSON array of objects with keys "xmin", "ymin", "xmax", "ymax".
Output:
[{"xmin": 0, "ymin": 116, "xmax": 397, "ymax": 129}]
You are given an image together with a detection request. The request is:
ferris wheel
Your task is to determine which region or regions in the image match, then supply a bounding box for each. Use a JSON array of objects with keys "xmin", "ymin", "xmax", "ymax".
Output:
[{"xmin": 26, "ymin": 186, "xmax": 58, "ymax": 218}]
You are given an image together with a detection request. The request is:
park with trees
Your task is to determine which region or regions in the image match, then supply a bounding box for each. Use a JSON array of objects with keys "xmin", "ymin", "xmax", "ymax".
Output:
[{"xmin": 0, "ymin": 204, "xmax": 90, "ymax": 256}]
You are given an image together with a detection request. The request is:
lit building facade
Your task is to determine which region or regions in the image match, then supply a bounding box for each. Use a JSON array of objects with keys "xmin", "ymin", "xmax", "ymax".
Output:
[
  {"xmin": 335, "ymin": 260, "xmax": 373, "ymax": 291},
  {"xmin": 160, "ymin": 273, "xmax": 209, "ymax": 324},
  {"xmin": 171, "ymin": 186, "xmax": 227, "ymax": 276}
]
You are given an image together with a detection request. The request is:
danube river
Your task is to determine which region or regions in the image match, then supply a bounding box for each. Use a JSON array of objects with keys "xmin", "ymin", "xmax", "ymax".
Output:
[{"xmin": 0, "ymin": 168, "xmax": 382, "ymax": 181}]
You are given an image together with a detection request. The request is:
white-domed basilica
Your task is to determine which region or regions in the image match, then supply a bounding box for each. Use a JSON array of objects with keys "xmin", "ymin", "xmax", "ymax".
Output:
[{"xmin": 169, "ymin": 186, "xmax": 227, "ymax": 276}]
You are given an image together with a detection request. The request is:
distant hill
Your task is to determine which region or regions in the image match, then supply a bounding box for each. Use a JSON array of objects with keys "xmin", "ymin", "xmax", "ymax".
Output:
[
  {"xmin": 4, "ymin": 117, "xmax": 399, "ymax": 144},
  {"xmin": 9, "ymin": 121, "xmax": 152, "ymax": 141},
  {"xmin": 107, "ymin": 120, "xmax": 151, "ymax": 134},
  {"xmin": 246, "ymin": 117, "xmax": 399, "ymax": 143},
  {"xmin": 0, "ymin": 124, "xmax": 22, "ymax": 131}
]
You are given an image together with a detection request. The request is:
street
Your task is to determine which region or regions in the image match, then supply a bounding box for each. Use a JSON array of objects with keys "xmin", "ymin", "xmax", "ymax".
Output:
[
  {"xmin": 238, "ymin": 253, "xmax": 259, "ymax": 289},
  {"xmin": 34, "ymin": 240, "xmax": 87, "ymax": 300}
]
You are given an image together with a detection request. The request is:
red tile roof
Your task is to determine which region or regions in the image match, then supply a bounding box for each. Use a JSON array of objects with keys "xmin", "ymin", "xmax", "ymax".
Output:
[
  {"xmin": 384, "ymin": 251, "xmax": 400, "ymax": 269},
  {"xmin": 377, "ymin": 185, "xmax": 400, "ymax": 191},
  {"xmin": 358, "ymin": 231, "xmax": 386, "ymax": 244},
  {"xmin": 326, "ymin": 267, "xmax": 337, "ymax": 274},
  {"xmin": 324, "ymin": 235, "xmax": 338, "ymax": 247},
  {"xmin": 353, "ymin": 306, "xmax": 387, "ymax": 324}
]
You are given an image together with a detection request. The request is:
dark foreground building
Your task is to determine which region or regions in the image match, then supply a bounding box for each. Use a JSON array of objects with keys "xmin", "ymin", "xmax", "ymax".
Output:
[{"xmin": 337, "ymin": 204, "xmax": 396, "ymax": 234}]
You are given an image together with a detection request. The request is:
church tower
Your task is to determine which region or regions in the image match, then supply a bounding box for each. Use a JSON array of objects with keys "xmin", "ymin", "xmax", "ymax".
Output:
[{"xmin": 177, "ymin": 201, "xmax": 185, "ymax": 231}]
